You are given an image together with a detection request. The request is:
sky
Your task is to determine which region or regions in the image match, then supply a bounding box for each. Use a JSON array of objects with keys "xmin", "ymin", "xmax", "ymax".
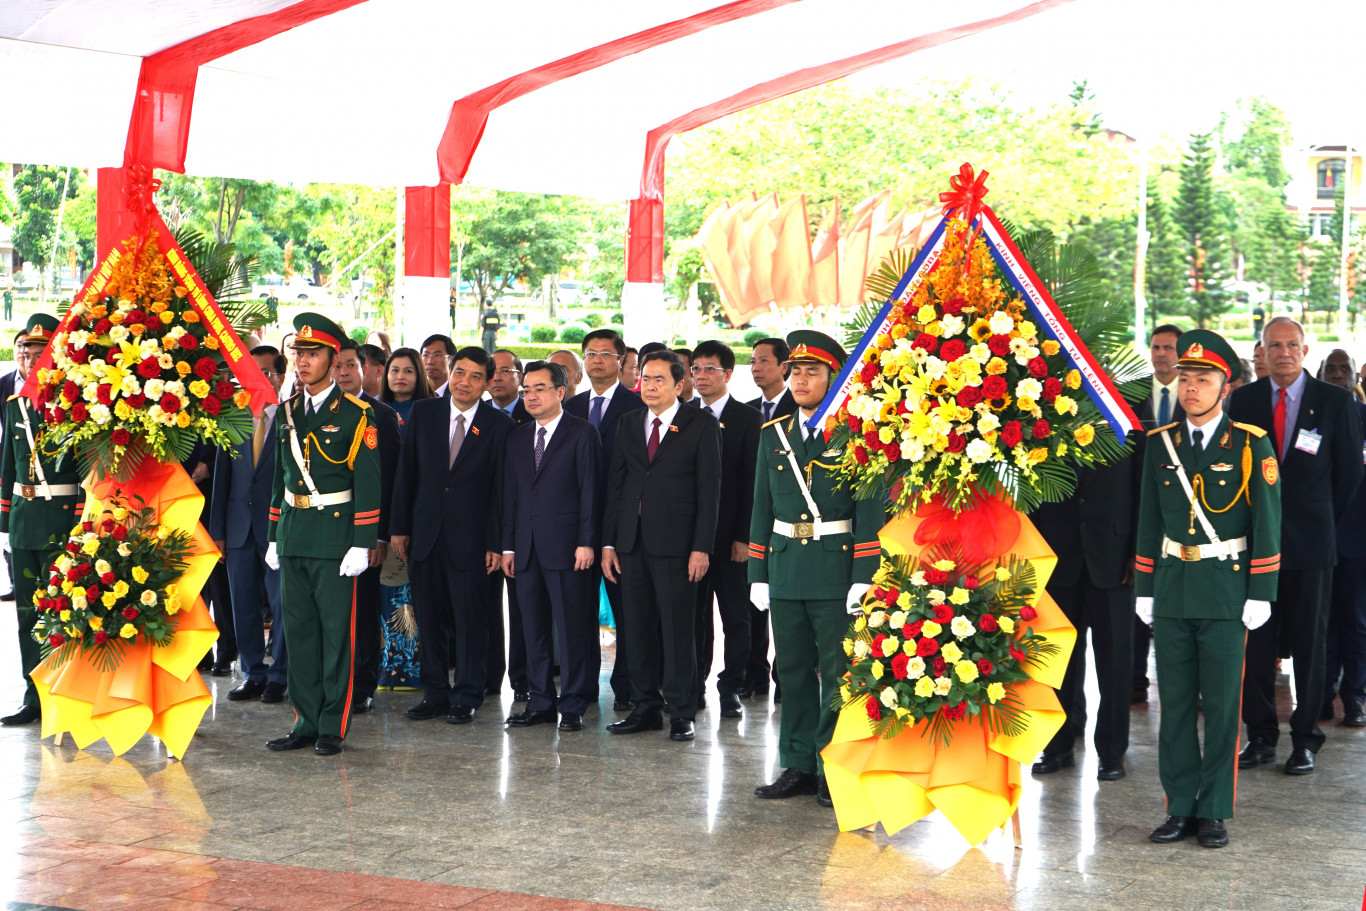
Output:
[{"xmin": 852, "ymin": 0, "xmax": 1366, "ymax": 148}]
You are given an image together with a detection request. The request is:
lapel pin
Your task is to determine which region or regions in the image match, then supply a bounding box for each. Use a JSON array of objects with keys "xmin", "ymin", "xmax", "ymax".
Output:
[
  {"xmin": 669, "ymin": 425, "xmax": 679, "ymax": 432},
  {"xmin": 471, "ymin": 426, "xmax": 480, "ymax": 436}
]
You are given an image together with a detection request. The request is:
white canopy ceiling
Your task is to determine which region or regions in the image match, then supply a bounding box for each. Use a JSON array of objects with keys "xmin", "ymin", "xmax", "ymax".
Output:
[{"xmin": 0, "ymin": 0, "xmax": 1065, "ymax": 198}]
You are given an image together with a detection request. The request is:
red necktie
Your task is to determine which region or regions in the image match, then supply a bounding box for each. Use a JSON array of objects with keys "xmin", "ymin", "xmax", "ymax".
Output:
[
  {"xmin": 647, "ymin": 416, "xmax": 661, "ymax": 461},
  {"xmin": 1273, "ymin": 387, "xmax": 1287, "ymax": 458}
]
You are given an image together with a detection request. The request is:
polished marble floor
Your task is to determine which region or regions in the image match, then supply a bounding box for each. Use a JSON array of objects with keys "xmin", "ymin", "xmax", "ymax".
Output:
[{"xmin": 1, "ymin": 611, "xmax": 1365, "ymax": 911}]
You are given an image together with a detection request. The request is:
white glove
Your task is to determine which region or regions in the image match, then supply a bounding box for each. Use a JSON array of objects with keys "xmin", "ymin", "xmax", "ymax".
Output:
[
  {"xmin": 0, "ymin": 532, "xmax": 9, "ymax": 555},
  {"xmin": 1242, "ymin": 599, "xmax": 1271, "ymax": 631},
  {"xmin": 339, "ymin": 546, "xmax": 369, "ymax": 577},
  {"xmin": 749, "ymin": 582, "xmax": 770, "ymax": 613},
  {"xmin": 846, "ymin": 583, "xmax": 872, "ymax": 616},
  {"xmin": 264, "ymin": 542, "xmax": 280, "ymax": 570},
  {"xmin": 1135, "ymin": 596, "xmax": 1153, "ymax": 626}
]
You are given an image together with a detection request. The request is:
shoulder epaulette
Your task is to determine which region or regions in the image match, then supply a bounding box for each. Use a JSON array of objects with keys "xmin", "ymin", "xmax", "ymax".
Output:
[
  {"xmin": 1146, "ymin": 422, "xmax": 1178, "ymax": 437},
  {"xmin": 762, "ymin": 415, "xmax": 786, "ymax": 429},
  {"xmin": 6, "ymin": 393, "xmax": 21, "ymax": 403},
  {"xmin": 1231, "ymin": 421, "xmax": 1267, "ymax": 439},
  {"xmin": 344, "ymin": 392, "xmax": 369, "ymax": 409}
]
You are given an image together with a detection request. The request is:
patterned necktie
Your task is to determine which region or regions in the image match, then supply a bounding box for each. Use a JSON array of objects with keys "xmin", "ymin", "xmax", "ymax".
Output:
[
  {"xmin": 647, "ymin": 416, "xmax": 662, "ymax": 461},
  {"xmin": 449, "ymin": 413, "xmax": 466, "ymax": 469},
  {"xmin": 1273, "ymin": 387, "xmax": 1287, "ymax": 458},
  {"xmin": 251, "ymin": 413, "xmax": 268, "ymax": 469},
  {"xmin": 763, "ymin": 401, "xmax": 773, "ymax": 422},
  {"xmin": 590, "ymin": 395, "xmax": 604, "ymax": 429},
  {"xmin": 1192, "ymin": 428, "xmax": 1203, "ymax": 454},
  {"xmin": 1158, "ymin": 387, "xmax": 1170, "ymax": 426},
  {"xmin": 535, "ymin": 425, "xmax": 546, "ymax": 471}
]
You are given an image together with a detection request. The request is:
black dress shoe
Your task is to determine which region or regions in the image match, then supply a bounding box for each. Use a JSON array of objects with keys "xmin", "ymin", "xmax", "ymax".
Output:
[
  {"xmin": 1097, "ymin": 759, "xmax": 1126, "ymax": 781},
  {"xmin": 559, "ymin": 712, "xmax": 584, "ymax": 731},
  {"xmin": 314, "ymin": 734, "xmax": 343, "ymax": 756},
  {"xmin": 1284, "ymin": 747, "xmax": 1315, "ymax": 775},
  {"xmin": 1148, "ymin": 815, "xmax": 1197, "ymax": 843},
  {"xmin": 446, "ymin": 705, "xmax": 477, "ymax": 724},
  {"xmin": 607, "ymin": 710, "xmax": 664, "ymax": 734},
  {"xmin": 405, "ymin": 699, "xmax": 448, "ymax": 720},
  {"xmin": 261, "ymin": 682, "xmax": 287, "ymax": 704},
  {"xmin": 1031, "ymin": 752, "xmax": 1075, "ymax": 774},
  {"xmin": 484, "ymin": 685, "xmax": 502, "ymax": 697},
  {"xmin": 816, "ymin": 775, "xmax": 833, "ymax": 807},
  {"xmin": 513, "ymin": 689, "xmax": 531, "ymax": 703},
  {"xmin": 0, "ymin": 704, "xmax": 40, "ymax": 726},
  {"xmin": 1321, "ymin": 701, "xmax": 1337, "ymax": 721},
  {"xmin": 1196, "ymin": 818, "xmax": 1228, "ymax": 848},
  {"xmin": 210, "ymin": 661, "xmax": 234, "ymax": 677},
  {"xmin": 719, "ymin": 691, "xmax": 743, "ymax": 718},
  {"xmin": 755, "ymin": 768, "xmax": 818, "ymax": 799},
  {"xmin": 351, "ymin": 696, "xmax": 374, "ymax": 715},
  {"xmin": 266, "ymin": 731, "xmax": 315, "ymax": 751},
  {"xmin": 735, "ymin": 684, "xmax": 756, "ymax": 699},
  {"xmin": 1130, "ymin": 687, "xmax": 1149, "ymax": 704},
  {"xmin": 1344, "ymin": 701, "xmax": 1366, "ymax": 727},
  {"xmin": 227, "ymin": 679, "xmax": 266, "ymax": 701},
  {"xmin": 670, "ymin": 718, "xmax": 695, "ymax": 741},
  {"xmin": 1238, "ymin": 737, "xmax": 1276, "ymax": 768},
  {"xmin": 506, "ymin": 708, "xmax": 557, "ymax": 727},
  {"xmin": 612, "ymin": 698, "xmax": 636, "ymax": 712}
]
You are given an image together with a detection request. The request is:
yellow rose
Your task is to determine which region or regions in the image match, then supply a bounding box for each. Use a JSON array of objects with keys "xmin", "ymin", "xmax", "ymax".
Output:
[
  {"xmin": 1017, "ymin": 396, "xmax": 1036, "ymax": 413},
  {"xmin": 89, "ymin": 616, "xmax": 103, "ymax": 631},
  {"xmin": 932, "ymin": 559, "xmax": 956, "ymax": 571},
  {"xmin": 113, "ymin": 580, "xmax": 130, "ymax": 598},
  {"xmin": 871, "ymin": 659, "xmax": 884, "ymax": 680},
  {"xmin": 921, "ymin": 620, "xmax": 943, "ymax": 638},
  {"xmin": 987, "ymin": 682, "xmax": 1006, "ymax": 703},
  {"xmin": 176, "ymin": 410, "xmax": 193, "ymax": 428},
  {"xmin": 176, "ymin": 361, "xmax": 193, "ymax": 376},
  {"xmin": 205, "ymin": 336, "xmax": 221, "ymax": 351},
  {"xmin": 1074, "ymin": 424, "xmax": 1095, "ymax": 446},
  {"xmin": 1053, "ymin": 396, "xmax": 1078, "ymax": 417},
  {"xmin": 1065, "ymin": 369, "xmax": 1081, "ymax": 389},
  {"xmin": 994, "ymin": 566, "xmax": 1011, "ymax": 581},
  {"xmin": 190, "ymin": 379, "xmax": 210, "ymax": 399},
  {"xmin": 81, "ymin": 538, "xmax": 100, "ymax": 555},
  {"xmin": 101, "ymin": 591, "xmax": 117, "ymax": 608},
  {"xmin": 119, "ymin": 623, "xmax": 137, "ymax": 639},
  {"xmin": 183, "ymin": 311, "xmax": 201, "ymax": 323},
  {"xmin": 61, "ymin": 580, "xmax": 74, "ymax": 594},
  {"xmin": 114, "ymin": 400, "xmax": 132, "ymax": 420},
  {"xmin": 985, "ymin": 358, "xmax": 1008, "ymax": 376},
  {"xmin": 881, "ymin": 636, "xmax": 900, "ymax": 657},
  {"xmin": 1041, "ymin": 340, "xmax": 1060, "ymax": 356},
  {"xmin": 160, "ymin": 311, "xmax": 175, "ymax": 325},
  {"xmin": 1028, "ymin": 447, "xmax": 1049, "ymax": 464},
  {"xmin": 949, "ymin": 587, "xmax": 970, "ymax": 605},
  {"xmin": 955, "ymin": 659, "xmax": 979, "ymax": 683},
  {"xmin": 890, "ymin": 324, "xmax": 909, "ymax": 340},
  {"xmin": 140, "ymin": 590, "xmax": 157, "ymax": 606},
  {"xmin": 999, "ymin": 615, "xmax": 1016, "ymax": 634},
  {"xmin": 914, "ymin": 676, "xmax": 935, "ymax": 698},
  {"xmin": 842, "ymin": 638, "xmax": 854, "ymax": 656},
  {"xmin": 233, "ymin": 390, "xmax": 251, "ymax": 409},
  {"xmin": 59, "ymin": 610, "xmax": 71, "ymax": 622},
  {"xmin": 854, "ymin": 616, "xmax": 866, "ymax": 633},
  {"xmin": 941, "ymin": 642, "xmax": 963, "ymax": 663}
]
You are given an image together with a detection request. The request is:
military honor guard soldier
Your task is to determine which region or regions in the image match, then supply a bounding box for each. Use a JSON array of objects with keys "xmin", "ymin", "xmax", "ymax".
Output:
[
  {"xmin": 265, "ymin": 313, "xmax": 381, "ymax": 756},
  {"xmin": 0, "ymin": 315, "xmax": 84, "ymax": 726},
  {"xmin": 1134, "ymin": 331, "xmax": 1281, "ymax": 848},
  {"xmin": 748, "ymin": 330, "xmax": 885, "ymax": 807}
]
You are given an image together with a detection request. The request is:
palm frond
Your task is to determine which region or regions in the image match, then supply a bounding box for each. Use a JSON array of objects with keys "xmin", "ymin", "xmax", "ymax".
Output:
[{"xmin": 172, "ymin": 224, "xmax": 269, "ymax": 336}]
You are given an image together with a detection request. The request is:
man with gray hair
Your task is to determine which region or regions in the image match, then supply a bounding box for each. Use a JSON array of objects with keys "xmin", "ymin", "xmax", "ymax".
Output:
[
  {"xmin": 549, "ymin": 349, "xmax": 584, "ymax": 399},
  {"xmin": 1229, "ymin": 316, "xmax": 1364, "ymax": 774}
]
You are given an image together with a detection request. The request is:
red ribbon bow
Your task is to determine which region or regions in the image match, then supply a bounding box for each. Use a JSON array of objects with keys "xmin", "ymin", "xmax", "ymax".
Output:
[
  {"xmin": 938, "ymin": 162, "xmax": 990, "ymax": 265},
  {"xmin": 124, "ymin": 164, "xmax": 162, "ymax": 236}
]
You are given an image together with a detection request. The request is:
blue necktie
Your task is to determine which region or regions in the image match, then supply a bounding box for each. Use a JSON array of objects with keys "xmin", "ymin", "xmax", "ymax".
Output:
[
  {"xmin": 590, "ymin": 395, "xmax": 604, "ymax": 429},
  {"xmin": 763, "ymin": 401, "xmax": 773, "ymax": 422},
  {"xmin": 1158, "ymin": 387, "xmax": 1170, "ymax": 426},
  {"xmin": 534, "ymin": 426, "xmax": 546, "ymax": 471}
]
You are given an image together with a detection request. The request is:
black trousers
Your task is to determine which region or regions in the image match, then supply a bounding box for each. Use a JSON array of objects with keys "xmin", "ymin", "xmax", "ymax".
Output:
[
  {"xmin": 1244, "ymin": 567, "xmax": 1331, "ymax": 751},
  {"xmin": 411, "ymin": 550, "xmax": 488, "ymax": 709},
  {"xmin": 516, "ymin": 548, "xmax": 599, "ymax": 714},
  {"xmin": 1043, "ymin": 568, "xmax": 1134, "ymax": 762},
  {"xmin": 352, "ymin": 562, "xmax": 383, "ymax": 700},
  {"xmin": 206, "ymin": 561, "xmax": 236, "ymax": 663},
  {"xmin": 695, "ymin": 553, "xmax": 751, "ymax": 694},
  {"xmin": 619, "ymin": 549, "xmax": 698, "ymax": 720},
  {"xmin": 484, "ymin": 570, "xmax": 528, "ymax": 692},
  {"xmin": 225, "ymin": 536, "xmax": 286, "ymax": 685},
  {"xmin": 599, "ymin": 569, "xmax": 631, "ymax": 700},
  {"xmin": 1133, "ymin": 615, "xmax": 1152, "ymax": 690},
  {"xmin": 1325, "ymin": 553, "xmax": 1366, "ymax": 707}
]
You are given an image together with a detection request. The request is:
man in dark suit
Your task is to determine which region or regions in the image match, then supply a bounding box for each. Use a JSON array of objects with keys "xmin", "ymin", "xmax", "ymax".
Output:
[
  {"xmin": 1030, "ymin": 455, "xmax": 1141, "ymax": 781},
  {"xmin": 742, "ymin": 336, "xmax": 796, "ymax": 698},
  {"xmin": 0, "ymin": 330, "xmax": 28, "ymax": 602},
  {"xmin": 673, "ymin": 347, "xmax": 702, "ymax": 406},
  {"xmin": 690, "ymin": 340, "xmax": 760, "ymax": 719},
  {"xmin": 567, "ymin": 328, "xmax": 642, "ymax": 709},
  {"xmin": 211, "ymin": 346, "xmax": 289, "ymax": 704},
  {"xmin": 1230, "ymin": 316, "xmax": 1364, "ymax": 775},
  {"xmin": 487, "ymin": 347, "xmax": 531, "ymax": 700},
  {"xmin": 391, "ymin": 346, "xmax": 515, "ymax": 725},
  {"xmin": 1319, "ymin": 350, "xmax": 1366, "ymax": 727},
  {"xmin": 601, "ymin": 350, "xmax": 721, "ymax": 741},
  {"xmin": 335, "ymin": 340, "xmax": 401, "ymax": 714},
  {"xmin": 501, "ymin": 360, "xmax": 601, "ymax": 732}
]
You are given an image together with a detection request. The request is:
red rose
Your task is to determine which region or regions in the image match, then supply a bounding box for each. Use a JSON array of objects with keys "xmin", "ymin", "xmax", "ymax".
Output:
[
  {"xmin": 932, "ymin": 656, "xmax": 947, "ymax": 677},
  {"xmin": 1042, "ymin": 376, "xmax": 1062, "ymax": 403},
  {"xmin": 1010, "ymin": 645, "xmax": 1026, "ymax": 663},
  {"xmin": 1020, "ymin": 605, "xmax": 1038, "ymax": 621},
  {"xmin": 978, "ymin": 658, "xmax": 994, "ymax": 676},
  {"xmin": 1000, "ymin": 421, "xmax": 1023, "ymax": 447},
  {"xmin": 978, "ymin": 613, "xmax": 998, "ymax": 632},
  {"xmin": 924, "ymin": 568, "xmax": 949, "ymax": 586},
  {"xmin": 123, "ymin": 606, "xmax": 140, "ymax": 620},
  {"xmin": 933, "ymin": 603, "xmax": 954, "ymax": 623},
  {"xmin": 102, "ymin": 518, "xmax": 114, "ymax": 532},
  {"xmin": 49, "ymin": 406, "xmax": 66, "ymax": 425},
  {"xmin": 883, "ymin": 441, "xmax": 901, "ymax": 462},
  {"xmin": 863, "ymin": 427, "xmax": 881, "ymax": 449},
  {"xmin": 94, "ymin": 318, "xmax": 112, "ymax": 335},
  {"xmin": 847, "ymin": 415, "xmax": 862, "ymax": 434},
  {"xmin": 201, "ymin": 395, "xmax": 222, "ymax": 416},
  {"xmin": 912, "ymin": 332, "xmax": 938, "ymax": 352},
  {"xmin": 67, "ymin": 346, "xmax": 89, "ymax": 364},
  {"xmin": 940, "ymin": 339, "xmax": 967, "ymax": 362},
  {"xmin": 82, "ymin": 521, "xmax": 93, "ymax": 533},
  {"xmin": 195, "ymin": 357, "xmax": 217, "ymax": 380},
  {"xmin": 96, "ymin": 385, "xmax": 113, "ymax": 406},
  {"xmin": 871, "ymin": 634, "xmax": 887, "ymax": 656},
  {"xmin": 65, "ymin": 540, "xmax": 79, "ymax": 553},
  {"xmin": 860, "ymin": 361, "xmax": 880, "ymax": 386},
  {"xmin": 178, "ymin": 334, "xmax": 198, "ymax": 350},
  {"xmin": 127, "ymin": 393, "xmax": 146, "ymax": 408},
  {"xmin": 66, "ymin": 567, "xmax": 81, "ymax": 582},
  {"xmin": 942, "ymin": 296, "xmax": 966, "ymax": 316},
  {"xmin": 100, "ymin": 572, "xmax": 115, "ymax": 585},
  {"xmin": 138, "ymin": 358, "xmax": 161, "ymax": 379},
  {"xmin": 215, "ymin": 381, "xmax": 234, "ymax": 400},
  {"xmin": 943, "ymin": 702, "xmax": 967, "ymax": 721},
  {"xmin": 125, "ymin": 310, "xmax": 144, "ymax": 325},
  {"xmin": 48, "ymin": 633, "xmax": 64, "ymax": 647},
  {"xmin": 85, "ymin": 585, "xmax": 99, "ymax": 601},
  {"xmin": 71, "ymin": 402, "xmax": 88, "ymax": 423},
  {"xmin": 882, "ymin": 588, "xmax": 898, "ymax": 608},
  {"xmin": 112, "ymin": 525, "xmax": 127, "ymax": 541},
  {"xmin": 891, "ymin": 653, "xmax": 911, "ymax": 679},
  {"xmin": 963, "ymin": 575, "xmax": 979, "ymax": 590},
  {"xmin": 987, "ymin": 335, "xmax": 1012, "ymax": 357},
  {"xmin": 981, "ymin": 375, "xmax": 1008, "ymax": 398},
  {"xmin": 159, "ymin": 393, "xmax": 181, "ymax": 414},
  {"xmin": 1028, "ymin": 356, "xmax": 1048, "ymax": 378},
  {"xmin": 905, "ymin": 620, "xmax": 924, "ymax": 639},
  {"xmin": 957, "ymin": 385, "xmax": 983, "ymax": 408},
  {"xmin": 58, "ymin": 596, "xmax": 70, "ymax": 610},
  {"xmin": 49, "ymin": 575, "xmax": 61, "ymax": 588},
  {"xmin": 916, "ymin": 637, "xmax": 940, "ymax": 657},
  {"xmin": 853, "ymin": 445, "xmax": 869, "ymax": 466},
  {"xmin": 945, "ymin": 432, "xmax": 966, "ymax": 453},
  {"xmin": 95, "ymin": 631, "xmax": 109, "ymax": 644},
  {"xmin": 1032, "ymin": 420, "xmax": 1051, "ymax": 440},
  {"xmin": 62, "ymin": 380, "xmax": 79, "ymax": 402},
  {"xmin": 111, "ymin": 429, "xmax": 131, "ymax": 446},
  {"xmin": 866, "ymin": 697, "xmax": 882, "ymax": 721}
]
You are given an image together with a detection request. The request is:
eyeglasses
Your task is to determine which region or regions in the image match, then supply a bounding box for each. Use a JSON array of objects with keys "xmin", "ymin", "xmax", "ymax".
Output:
[
  {"xmin": 690, "ymin": 365, "xmax": 725, "ymax": 376},
  {"xmin": 583, "ymin": 350, "xmax": 620, "ymax": 361},
  {"xmin": 522, "ymin": 384, "xmax": 556, "ymax": 396},
  {"xmin": 494, "ymin": 367, "xmax": 521, "ymax": 376},
  {"xmin": 261, "ymin": 371, "xmax": 282, "ymax": 378}
]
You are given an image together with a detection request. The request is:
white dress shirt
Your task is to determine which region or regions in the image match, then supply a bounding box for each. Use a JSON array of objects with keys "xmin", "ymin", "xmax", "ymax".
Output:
[
  {"xmin": 534, "ymin": 409, "xmax": 564, "ymax": 450},
  {"xmin": 304, "ymin": 382, "xmax": 336, "ymax": 414},
  {"xmin": 449, "ymin": 399, "xmax": 479, "ymax": 446},
  {"xmin": 703, "ymin": 392, "xmax": 730, "ymax": 423},
  {"xmin": 645, "ymin": 400, "xmax": 682, "ymax": 438}
]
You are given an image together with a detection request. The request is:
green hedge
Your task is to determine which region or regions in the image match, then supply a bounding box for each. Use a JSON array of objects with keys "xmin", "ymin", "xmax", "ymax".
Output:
[
  {"xmin": 505, "ymin": 344, "xmax": 567, "ymax": 362},
  {"xmin": 559, "ymin": 322, "xmax": 589, "ymax": 344},
  {"xmin": 529, "ymin": 323, "xmax": 558, "ymax": 343}
]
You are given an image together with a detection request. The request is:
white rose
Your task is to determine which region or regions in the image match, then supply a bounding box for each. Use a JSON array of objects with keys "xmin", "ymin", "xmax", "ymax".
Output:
[
  {"xmin": 907, "ymin": 657, "xmax": 926, "ymax": 679},
  {"xmin": 965, "ymin": 439, "xmax": 993, "ymax": 464},
  {"xmin": 868, "ymin": 610, "xmax": 887, "ymax": 628},
  {"xmin": 889, "ymin": 610, "xmax": 907, "ymax": 629},
  {"xmin": 120, "ymin": 374, "xmax": 142, "ymax": 397},
  {"xmin": 927, "ymin": 589, "xmax": 947, "ymax": 606},
  {"xmin": 89, "ymin": 404, "xmax": 111, "ymax": 425},
  {"xmin": 976, "ymin": 413, "xmax": 1001, "ymax": 434},
  {"xmin": 969, "ymin": 343, "xmax": 991, "ymax": 362},
  {"xmin": 988, "ymin": 311, "xmax": 1015, "ymax": 335},
  {"xmin": 939, "ymin": 315, "xmax": 965, "ymax": 338},
  {"xmin": 1015, "ymin": 378, "xmax": 1042, "ymax": 400},
  {"xmin": 141, "ymin": 339, "xmax": 161, "ymax": 357},
  {"xmin": 951, "ymin": 616, "xmax": 976, "ymax": 638},
  {"xmin": 923, "ymin": 356, "xmax": 946, "ymax": 380},
  {"xmin": 879, "ymin": 688, "xmax": 899, "ymax": 709},
  {"xmin": 109, "ymin": 325, "xmax": 130, "ymax": 343},
  {"xmin": 853, "ymin": 639, "xmax": 871, "ymax": 659},
  {"xmin": 145, "ymin": 379, "xmax": 165, "ymax": 399},
  {"xmin": 933, "ymin": 676, "xmax": 953, "ymax": 696}
]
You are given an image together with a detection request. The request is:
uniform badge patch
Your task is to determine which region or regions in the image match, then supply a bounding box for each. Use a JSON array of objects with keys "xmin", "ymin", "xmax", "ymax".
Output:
[
  {"xmin": 322, "ymin": 424, "xmax": 340, "ymax": 433},
  {"xmin": 364, "ymin": 427, "xmax": 378, "ymax": 449},
  {"xmin": 1262, "ymin": 456, "xmax": 1278, "ymax": 485}
]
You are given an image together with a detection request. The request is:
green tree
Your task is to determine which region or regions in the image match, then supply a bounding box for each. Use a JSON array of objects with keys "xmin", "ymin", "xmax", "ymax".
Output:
[
  {"xmin": 453, "ymin": 190, "xmax": 588, "ymax": 305},
  {"xmin": 1221, "ymin": 97, "xmax": 1291, "ymax": 189},
  {"xmin": 0, "ymin": 165, "xmax": 15, "ymax": 227},
  {"xmin": 1068, "ymin": 214, "xmax": 1136, "ymax": 318},
  {"xmin": 306, "ymin": 184, "xmax": 397, "ymax": 320},
  {"xmin": 1067, "ymin": 79, "xmax": 1104, "ymax": 138},
  {"xmin": 11, "ymin": 165, "xmax": 85, "ymax": 300},
  {"xmin": 1144, "ymin": 191, "xmax": 1187, "ymax": 323},
  {"xmin": 1173, "ymin": 132, "xmax": 1231, "ymax": 327}
]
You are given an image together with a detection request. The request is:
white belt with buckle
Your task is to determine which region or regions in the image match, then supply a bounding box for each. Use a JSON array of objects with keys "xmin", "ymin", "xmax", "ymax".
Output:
[
  {"xmin": 773, "ymin": 519, "xmax": 852, "ymax": 539},
  {"xmin": 285, "ymin": 490, "xmax": 353, "ymax": 510},
  {"xmin": 1161, "ymin": 536, "xmax": 1247, "ymax": 562},
  {"xmin": 14, "ymin": 482, "xmax": 80, "ymax": 500}
]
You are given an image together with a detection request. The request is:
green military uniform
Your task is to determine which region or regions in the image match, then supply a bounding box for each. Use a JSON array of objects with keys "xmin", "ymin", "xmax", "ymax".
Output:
[
  {"xmin": 1135, "ymin": 331, "xmax": 1280, "ymax": 821},
  {"xmin": 3, "ymin": 288, "xmax": 13, "ymax": 321},
  {"xmin": 480, "ymin": 303, "xmax": 501, "ymax": 354},
  {"xmin": 265, "ymin": 294, "xmax": 279, "ymax": 326},
  {"xmin": 0, "ymin": 315, "xmax": 83, "ymax": 713},
  {"xmin": 269, "ymin": 314, "xmax": 380, "ymax": 743},
  {"xmin": 748, "ymin": 331, "xmax": 884, "ymax": 775}
]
